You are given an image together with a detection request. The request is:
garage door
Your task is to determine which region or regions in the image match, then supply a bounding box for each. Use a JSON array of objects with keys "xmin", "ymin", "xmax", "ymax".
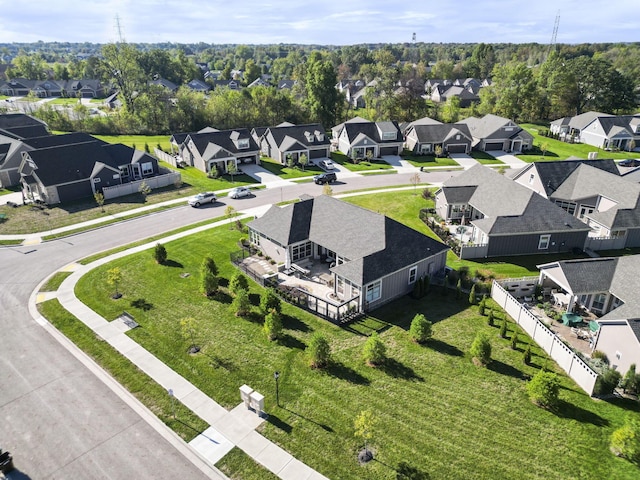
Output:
[
  {"xmin": 238, "ymin": 155, "xmax": 256, "ymax": 164},
  {"xmin": 57, "ymin": 181, "xmax": 93, "ymax": 203},
  {"xmin": 447, "ymin": 144, "xmax": 467, "ymax": 154},
  {"xmin": 380, "ymin": 146, "xmax": 399, "ymax": 155},
  {"xmin": 484, "ymin": 142, "xmax": 504, "ymax": 151},
  {"xmin": 309, "ymin": 148, "xmax": 327, "ymax": 159}
]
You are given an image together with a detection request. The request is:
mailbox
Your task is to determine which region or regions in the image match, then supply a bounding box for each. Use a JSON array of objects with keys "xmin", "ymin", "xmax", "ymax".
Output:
[
  {"xmin": 249, "ymin": 390, "xmax": 265, "ymax": 417},
  {"xmin": 239, "ymin": 384, "xmax": 253, "ymax": 408}
]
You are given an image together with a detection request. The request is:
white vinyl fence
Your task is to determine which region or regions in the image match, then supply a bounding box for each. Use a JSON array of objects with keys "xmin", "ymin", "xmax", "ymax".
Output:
[
  {"xmin": 491, "ymin": 281, "xmax": 598, "ymax": 395},
  {"xmin": 154, "ymin": 148, "xmax": 179, "ymax": 167},
  {"xmin": 102, "ymin": 171, "xmax": 181, "ymax": 200}
]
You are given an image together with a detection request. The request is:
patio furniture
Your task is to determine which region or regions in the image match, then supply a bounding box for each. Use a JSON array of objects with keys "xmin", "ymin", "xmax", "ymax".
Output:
[
  {"xmin": 552, "ymin": 292, "xmax": 570, "ymax": 307},
  {"xmin": 562, "ymin": 312, "xmax": 583, "ymax": 327}
]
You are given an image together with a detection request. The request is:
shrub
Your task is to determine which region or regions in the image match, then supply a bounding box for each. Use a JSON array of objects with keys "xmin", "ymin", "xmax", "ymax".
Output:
[
  {"xmin": 153, "ymin": 243, "xmax": 167, "ymax": 264},
  {"xmin": 592, "ymin": 350, "xmax": 610, "ymax": 364},
  {"xmin": 594, "ymin": 366, "xmax": 622, "ymax": 396},
  {"xmin": 260, "ymin": 288, "xmax": 282, "ymax": 314},
  {"xmin": 610, "ymin": 417, "xmax": 640, "ymax": 464},
  {"xmin": 200, "ymin": 256, "xmax": 219, "ymax": 296},
  {"xmin": 470, "ymin": 332, "xmax": 491, "ymax": 366},
  {"xmin": 412, "ymin": 279, "xmax": 421, "ymax": 299},
  {"xmin": 409, "ymin": 313, "xmax": 432, "ymax": 344},
  {"xmin": 527, "ymin": 370, "xmax": 560, "ymax": 409},
  {"xmin": 308, "ymin": 333, "xmax": 331, "ymax": 368},
  {"xmin": 487, "ymin": 309, "xmax": 494, "ymax": 326},
  {"xmin": 524, "ymin": 344, "xmax": 532, "ymax": 365},
  {"xmin": 511, "ymin": 330, "xmax": 518, "ymax": 350},
  {"xmin": 263, "ymin": 309, "xmax": 283, "ymax": 340},
  {"xmin": 468, "ymin": 284, "xmax": 477, "ymax": 305},
  {"xmin": 363, "ymin": 332, "xmax": 386, "ymax": 366},
  {"xmin": 232, "ymin": 288, "xmax": 250, "ymax": 317},
  {"xmin": 621, "ymin": 364, "xmax": 639, "ymax": 395},
  {"xmin": 229, "ymin": 271, "xmax": 249, "ymax": 296},
  {"xmin": 478, "ymin": 296, "xmax": 487, "ymax": 316},
  {"xmin": 500, "ymin": 319, "xmax": 508, "ymax": 338},
  {"xmin": 456, "ymin": 279, "xmax": 462, "ymax": 299}
]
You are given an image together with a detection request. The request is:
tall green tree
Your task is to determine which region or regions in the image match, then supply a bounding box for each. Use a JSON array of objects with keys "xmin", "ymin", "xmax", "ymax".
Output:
[
  {"xmin": 305, "ymin": 57, "xmax": 342, "ymax": 128},
  {"xmin": 491, "ymin": 62, "xmax": 541, "ymax": 122},
  {"xmin": 100, "ymin": 42, "xmax": 144, "ymax": 114}
]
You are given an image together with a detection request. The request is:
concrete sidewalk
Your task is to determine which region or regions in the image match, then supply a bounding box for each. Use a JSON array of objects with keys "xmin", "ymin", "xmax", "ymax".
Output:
[{"xmin": 44, "ymin": 209, "xmax": 328, "ymax": 480}]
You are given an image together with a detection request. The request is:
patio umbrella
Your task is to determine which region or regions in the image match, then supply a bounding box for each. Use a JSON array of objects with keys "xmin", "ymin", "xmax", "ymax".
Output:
[{"xmin": 589, "ymin": 320, "xmax": 600, "ymax": 332}]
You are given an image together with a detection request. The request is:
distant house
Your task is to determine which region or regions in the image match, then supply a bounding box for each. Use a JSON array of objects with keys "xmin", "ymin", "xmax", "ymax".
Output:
[
  {"xmin": 435, "ymin": 165, "xmax": 590, "ymax": 258},
  {"xmin": 260, "ymin": 123, "xmax": 330, "ymax": 164},
  {"xmin": 457, "ymin": 114, "xmax": 533, "ymax": 153},
  {"xmin": 429, "ymin": 84, "xmax": 479, "ymax": 108},
  {"xmin": 0, "ymin": 78, "xmax": 34, "ymax": 96},
  {"xmin": 178, "ymin": 128, "xmax": 260, "ymax": 174},
  {"xmin": 538, "ymin": 255, "xmax": 640, "ymax": 374},
  {"xmin": 550, "ymin": 111, "xmax": 640, "ymax": 151},
  {"xmin": 149, "ymin": 77, "xmax": 178, "ymax": 92},
  {"xmin": 186, "ymin": 79, "xmax": 211, "ymax": 93},
  {"xmin": 332, "ymin": 117, "xmax": 403, "ymax": 159},
  {"xmin": 404, "ymin": 122, "xmax": 473, "ymax": 155},
  {"xmin": 0, "ymin": 113, "xmax": 50, "ymax": 187},
  {"xmin": 248, "ymin": 195, "xmax": 449, "ymax": 312},
  {"xmin": 19, "ymin": 141, "xmax": 161, "ymax": 204},
  {"xmin": 0, "ymin": 78, "xmax": 106, "ymax": 98},
  {"xmin": 277, "ymin": 80, "xmax": 296, "ymax": 91},
  {"xmin": 513, "ymin": 159, "xmax": 640, "ymax": 249}
]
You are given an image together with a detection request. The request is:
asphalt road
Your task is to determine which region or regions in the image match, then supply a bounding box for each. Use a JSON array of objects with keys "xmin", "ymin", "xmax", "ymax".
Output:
[{"xmin": 0, "ymin": 170, "xmax": 458, "ymax": 478}]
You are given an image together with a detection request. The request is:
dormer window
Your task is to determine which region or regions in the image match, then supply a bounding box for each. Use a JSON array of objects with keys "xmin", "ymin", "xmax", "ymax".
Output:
[
  {"xmin": 304, "ymin": 131, "xmax": 314, "ymax": 142},
  {"xmin": 315, "ymin": 130, "xmax": 324, "ymax": 141},
  {"xmin": 382, "ymin": 131, "xmax": 397, "ymax": 141},
  {"xmin": 237, "ymin": 138, "xmax": 249, "ymax": 149}
]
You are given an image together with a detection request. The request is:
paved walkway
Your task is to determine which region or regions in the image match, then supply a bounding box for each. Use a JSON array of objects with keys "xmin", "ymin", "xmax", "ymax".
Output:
[
  {"xmin": 240, "ymin": 163, "xmax": 297, "ymax": 188},
  {"xmin": 381, "ymin": 154, "xmax": 421, "ymax": 174},
  {"xmin": 44, "ymin": 208, "xmax": 328, "ymax": 480}
]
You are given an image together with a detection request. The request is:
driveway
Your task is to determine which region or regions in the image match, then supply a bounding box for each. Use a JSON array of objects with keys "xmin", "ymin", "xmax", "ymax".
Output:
[
  {"xmin": 491, "ymin": 151, "xmax": 528, "ymax": 169},
  {"xmin": 381, "ymin": 155, "xmax": 420, "ymax": 174},
  {"xmin": 239, "ymin": 163, "xmax": 296, "ymax": 188},
  {"xmin": 448, "ymin": 153, "xmax": 479, "ymax": 170},
  {"xmin": 313, "ymin": 158, "xmax": 361, "ymax": 179}
]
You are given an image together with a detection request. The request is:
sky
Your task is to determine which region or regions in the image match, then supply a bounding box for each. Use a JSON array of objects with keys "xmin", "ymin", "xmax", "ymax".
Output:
[{"xmin": 0, "ymin": 0, "xmax": 637, "ymax": 45}]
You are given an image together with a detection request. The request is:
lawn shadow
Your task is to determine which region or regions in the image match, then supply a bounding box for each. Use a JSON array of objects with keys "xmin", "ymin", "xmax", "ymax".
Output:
[
  {"xmin": 396, "ymin": 461, "xmax": 431, "ymax": 480},
  {"xmin": 282, "ymin": 407, "xmax": 333, "ymax": 432},
  {"xmin": 427, "ymin": 339, "xmax": 463, "ymax": 357},
  {"xmin": 277, "ymin": 333, "xmax": 306, "ymax": 350},
  {"xmin": 213, "ymin": 291, "xmax": 232, "ymax": 304},
  {"xmin": 488, "ymin": 360, "xmax": 529, "ymax": 380},
  {"xmin": 282, "ymin": 314, "xmax": 311, "ymax": 332},
  {"xmin": 130, "ymin": 298, "xmax": 153, "ymax": 311},
  {"xmin": 554, "ymin": 399, "xmax": 609, "ymax": 426},
  {"xmin": 605, "ymin": 395, "xmax": 640, "ymax": 412},
  {"xmin": 163, "ymin": 259, "xmax": 183, "ymax": 268},
  {"xmin": 266, "ymin": 412, "xmax": 293, "ymax": 433},
  {"xmin": 204, "ymin": 353, "xmax": 237, "ymax": 372},
  {"xmin": 0, "ymin": 468, "xmax": 33, "ymax": 480},
  {"xmin": 326, "ymin": 361, "xmax": 371, "ymax": 385},
  {"xmin": 379, "ymin": 358, "xmax": 424, "ymax": 382},
  {"xmin": 218, "ymin": 277, "xmax": 229, "ymax": 288},
  {"xmin": 243, "ymin": 311, "xmax": 264, "ymax": 325},
  {"xmin": 249, "ymin": 293, "xmax": 261, "ymax": 306}
]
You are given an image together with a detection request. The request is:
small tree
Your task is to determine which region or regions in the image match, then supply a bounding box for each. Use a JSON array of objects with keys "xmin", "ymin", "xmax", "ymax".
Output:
[
  {"xmin": 227, "ymin": 160, "xmax": 238, "ymax": 181},
  {"xmin": 308, "ymin": 333, "xmax": 331, "ymax": 368},
  {"xmin": 409, "ymin": 313, "xmax": 432, "ymax": 344},
  {"xmin": 468, "ymin": 284, "xmax": 477, "ymax": 305},
  {"xmin": 260, "ymin": 288, "xmax": 282, "ymax": 314},
  {"xmin": 511, "ymin": 330, "xmax": 518, "ymax": 350},
  {"xmin": 470, "ymin": 332, "xmax": 491, "ymax": 366},
  {"xmin": 434, "ymin": 145, "xmax": 443, "ymax": 158},
  {"xmin": 478, "ymin": 296, "xmax": 487, "ymax": 315},
  {"xmin": 299, "ymin": 153, "xmax": 308, "ymax": 171},
  {"xmin": 527, "ymin": 370, "xmax": 560, "ymax": 409},
  {"xmin": 410, "ymin": 172, "xmax": 421, "ymax": 194},
  {"xmin": 524, "ymin": 343, "xmax": 532, "ymax": 365},
  {"xmin": 229, "ymin": 271, "xmax": 249, "ymax": 297},
  {"xmin": 621, "ymin": 364, "xmax": 639, "ymax": 395},
  {"xmin": 594, "ymin": 366, "xmax": 622, "ymax": 396},
  {"xmin": 322, "ymin": 183, "xmax": 333, "ymax": 196},
  {"xmin": 153, "ymin": 243, "xmax": 167, "ymax": 265},
  {"xmin": 540, "ymin": 141, "xmax": 549, "ymax": 158},
  {"xmin": 286, "ymin": 154, "xmax": 295, "ymax": 169},
  {"xmin": 180, "ymin": 317, "xmax": 199, "ymax": 353},
  {"xmin": 225, "ymin": 205, "xmax": 237, "ymax": 229},
  {"xmin": 610, "ymin": 417, "xmax": 640, "ymax": 464},
  {"xmin": 94, "ymin": 191, "xmax": 105, "ymax": 212},
  {"xmin": 354, "ymin": 410, "xmax": 377, "ymax": 462},
  {"xmin": 487, "ymin": 309, "xmax": 495, "ymax": 326},
  {"xmin": 232, "ymin": 288, "xmax": 251, "ymax": 317},
  {"xmin": 264, "ymin": 309, "xmax": 283, "ymax": 341},
  {"xmin": 138, "ymin": 181, "xmax": 152, "ymax": 202},
  {"xmin": 363, "ymin": 332, "xmax": 386, "ymax": 366},
  {"xmin": 107, "ymin": 267, "xmax": 122, "ymax": 299},
  {"xmin": 500, "ymin": 318, "xmax": 508, "ymax": 338},
  {"xmin": 144, "ymin": 142, "xmax": 150, "ymax": 153},
  {"xmin": 200, "ymin": 256, "xmax": 219, "ymax": 296}
]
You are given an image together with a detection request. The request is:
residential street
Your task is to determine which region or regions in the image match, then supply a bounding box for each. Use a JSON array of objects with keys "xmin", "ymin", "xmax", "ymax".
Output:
[{"xmin": 0, "ymin": 170, "xmax": 460, "ymax": 478}]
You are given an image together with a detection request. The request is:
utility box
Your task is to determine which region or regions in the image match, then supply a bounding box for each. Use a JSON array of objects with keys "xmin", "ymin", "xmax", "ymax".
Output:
[
  {"xmin": 239, "ymin": 384, "xmax": 253, "ymax": 409},
  {"xmin": 249, "ymin": 391, "xmax": 265, "ymax": 417}
]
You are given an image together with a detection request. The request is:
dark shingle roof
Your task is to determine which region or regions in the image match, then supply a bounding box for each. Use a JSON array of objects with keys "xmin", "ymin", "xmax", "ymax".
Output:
[
  {"xmin": 342, "ymin": 120, "xmax": 402, "ymax": 145},
  {"xmin": 266, "ymin": 123, "xmax": 329, "ymax": 149},
  {"xmin": 0, "ymin": 113, "xmax": 47, "ymax": 130},
  {"xmin": 440, "ymin": 185, "xmax": 477, "ymax": 204},
  {"xmin": 533, "ymin": 159, "xmax": 620, "ymax": 196},
  {"xmin": 409, "ymin": 123, "xmax": 472, "ymax": 143},
  {"xmin": 3, "ymin": 124, "xmax": 49, "ymax": 139},
  {"xmin": 188, "ymin": 129, "xmax": 259, "ymax": 156},
  {"xmin": 23, "ymin": 132, "xmax": 105, "ymax": 149}
]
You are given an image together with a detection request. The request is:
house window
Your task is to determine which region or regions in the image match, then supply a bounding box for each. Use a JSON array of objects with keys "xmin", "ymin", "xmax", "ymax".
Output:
[
  {"xmin": 291, "ymin": 241, "xmax": 312, "ymax": 262},
  {"xmin": 408, "ymin": 266, "xmax": 418, "ymax": 284},
  {"xmin": 592, "ymin": 293, "xmax": 606, "ymax": 312},
  {"xmin": 555, "ymin": 200, "xmax": 576, "ymax": 215},
  {"xmin": 538, "ymin": 235, "xmax": 551, "ymax": 250},
  {"xmin": 93, "ymin": 177, "xmax": 101, "ymax": 183},
  {"xmin": 119, "ymin": 166, "xmax": 130, "ymax": 179},
  {"xmin": 610, "ymin": 230, "xmax": 625, "ymax": 238},
  {"xmin": 382, "ymin": 131, "xmax": 397, "ymax": 140},
  {"xmin": 237, "ymin": 138, "xmax": 249, "ymax": 149},
  {"xmin": 420, "ymin": 144, "xmax": 431, "ymax": 153},
  {"xmin": 579, "ymin": 205, "xmax": 595, "ymax": 219},
  {"xmin": 337, "ymin": 277, "xmax": 344, "ymax": 295},
  {"xmin": 141, "ymin": 162, "xmax": 153, "ymax": 175},
  {"xmin": 529, "ymin": 174, "xmax": 534, "ymax": 184},
  {"xmin": 365, "ymin": 280, "xmax": 382, "ymax": 303},
  {"xmin": 249, "ymin": 229, "xmax": 261, "ymax": 246},
  {"xmin": 456, "ymin": 134, "xmax": 460, "ymax": 140}
]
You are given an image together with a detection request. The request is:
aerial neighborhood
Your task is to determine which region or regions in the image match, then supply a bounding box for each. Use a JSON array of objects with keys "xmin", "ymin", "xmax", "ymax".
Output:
[{"xmin": 2, "ymin": 39, "xmax": 640, "ymax": 479}]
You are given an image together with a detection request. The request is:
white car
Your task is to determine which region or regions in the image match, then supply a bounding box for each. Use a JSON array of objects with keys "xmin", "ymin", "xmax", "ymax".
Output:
[
  {"xmin": 320, "ymin": 159, "xmax": 335, "ymax": 170},
  {"xmin": 228, "ymin": 186, "xmax": 251, "ymax": 199},
  {"xmin": 188, "ymin": 192, "xmax": 217, "ymax": 207}
]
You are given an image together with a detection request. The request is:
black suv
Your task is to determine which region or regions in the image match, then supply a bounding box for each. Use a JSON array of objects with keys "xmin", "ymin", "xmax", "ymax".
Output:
[{"xmin": 313, "ymin": 172, "xmax": 337, "ymax": 184}]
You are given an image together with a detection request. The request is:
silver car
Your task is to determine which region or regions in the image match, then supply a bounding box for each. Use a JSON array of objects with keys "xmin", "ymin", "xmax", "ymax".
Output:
[
  {"xmin": 188, "ymin": 192, "xmax": 217, "ymax": 207},
  {"xmin": 228, "ymin": 186, "xmax": 251, "ymax": 199}
]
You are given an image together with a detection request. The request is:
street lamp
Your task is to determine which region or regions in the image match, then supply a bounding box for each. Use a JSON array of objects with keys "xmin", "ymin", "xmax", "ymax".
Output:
[
  {"xmin": 168, "ymin": 388, "xmax": 175, "ymax": 419},
  {"xmin": 274, "ymin": 371, "xmax": 280, "ymax": 407}
]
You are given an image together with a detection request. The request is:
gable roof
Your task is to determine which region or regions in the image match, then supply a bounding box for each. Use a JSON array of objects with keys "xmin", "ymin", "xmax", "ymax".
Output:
[
  {"xmin": 458, "ymin": 114, "xmax": 532, "ymax": 142},
  {"xmin": 265, "ymin": 123, "xmax": 329, "ymax": 150},
  {"xmin": 408, "ymin": 123, "xmax": 472, "ymax": 144},
  {"xmin": 340, "ymin": 120, "xmax": 402, "ymax": 145},
  {"xmin": 249, "ymin": 195, "xmax": 448, "ymax": 285},
  {"xmin": 0, "ymin": 113, "xmax": 47, "ymax": 131},
  {"xmin": 187, "ymin": 128, "xmax": 259, "ymax": 157},
  {"xmin": 567, "ymin": 111, "xmax": 612, "ymax": 131},
  {"xmin": 22, "ymin": 132, "xmax": 105, "ymax": 149}
]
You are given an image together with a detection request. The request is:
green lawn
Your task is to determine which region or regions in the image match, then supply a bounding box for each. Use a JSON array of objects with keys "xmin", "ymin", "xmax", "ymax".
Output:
[
  {"xmin": 72, "ymin": 220, "xmax": 640, "ymax": 479},
  {"xmin": 403, "ymin": 153, "xmax": 460, "ymax": 167},
  {"xmin": 216, "ymin": 448, "xmax": 279, "ymax": 479},
  {"xmin": 470, "ymin": 151, "xmax": 504, "ymax": 165},
  {"xmin": 331, "ymin": 152, "xmax": 395, "ymax": 172},
  {"xmin": 48, "ymin": 98, "xmax": 84, "ymax": 105},
  {"xmin": 519, "ymin": 123, "xmax": 640, "ymax": 162},
  {"xmin": 93, "ymin": 134, "xmax": 174, "ymax": 152},
  {"xmin": 259, "ymin": 157, "xmax": 323, "ymax": 179}
]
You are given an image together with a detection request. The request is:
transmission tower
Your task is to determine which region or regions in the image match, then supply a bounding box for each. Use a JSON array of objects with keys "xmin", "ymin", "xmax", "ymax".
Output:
[
  {"xmin": 114, "ymin": 14, "xmax": 125, "ymax": 43},
  {"xmin": 548, "ymin": 10, "xmax": 560, "ymax": 56},
  {"xmin": 412, "ymin": 32, "xmax": 416, "ymax": 43}
]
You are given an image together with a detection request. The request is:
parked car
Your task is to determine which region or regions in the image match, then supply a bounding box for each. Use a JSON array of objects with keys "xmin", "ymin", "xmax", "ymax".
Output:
[
  {"xmin": 319, "ymin": 159, "xmax": 335, "ymax": 170},
  {"xmin": 228, "ymin": 186, "xmax": 251, "ymax": 199},
  {"xmin": 313, "ymin": 172, "xmax": 337, "ymax": 184},
  {"xmin": 188, "ymin": 191, "xmax": 217, "ymax": 207}
]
